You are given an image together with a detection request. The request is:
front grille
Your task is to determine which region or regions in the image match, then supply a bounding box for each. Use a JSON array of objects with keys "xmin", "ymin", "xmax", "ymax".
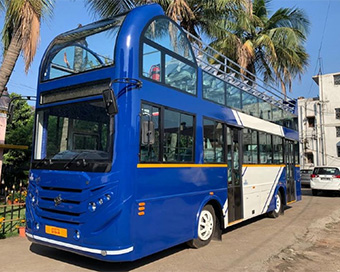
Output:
[
  {"xmin": 41, "ymin": 207, "xmax": 80, "ymax": 217},
  {"xmin": 37, "ymin": 185, "xmax": 87, "ymax": 225},
  {"xmin": 41, "ymin": 186, "xmax": 82, "ymax": 193}
]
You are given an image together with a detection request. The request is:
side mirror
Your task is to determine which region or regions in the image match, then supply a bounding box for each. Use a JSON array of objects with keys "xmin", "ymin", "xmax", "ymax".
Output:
[
  {"xmin": 141, "ymin": 120, "xmax": 155, "ymax": 145},
  {"xmin": 102, "ymin": 89, "xmax": 118, "ymax": 115}
]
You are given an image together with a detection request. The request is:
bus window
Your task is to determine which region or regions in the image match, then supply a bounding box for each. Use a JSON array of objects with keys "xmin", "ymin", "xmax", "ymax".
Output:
[
  {"xmin": 142, "ymin": 44, "xmax": 161, "ymax": 82},
  {"xmin": 242, "ymin": 92, "xmax": 259, "ymax": 116},
  {"xmin": 165, "ymin": 55, "xmax": 196, "ymax": 94},
  {"xmin": 140, "ymin": 104, "xmax": 160, "ymax": 162},
  {"xmin": 203, "ymin": 119, "xmax": 225, "ymax": 163},
  {"xmin": 141, "ymin": 16, "xmax": 197, "ymax": 95},
  {"xmin": 144, "ymin": 17, "xmax": 194, "ymax": 62},
  {"xmin": 163, "ymin": 109, "xmax": 194, "ymax": 162},
  {"xmin": 273, "ymin": 135, "xmax": 284, "ymax": 164},
  {"xmin": 243, "ymin": 128, "xmax": 258, "ymax": 164},
  {"xmin": 203, "ymin": 72, "xmax": 225, "ymax": 105},
  {"xmin": 226, "ymin": 84, "xmax": 241, "ymax": 110},
  {"xmin": 42, "ymin": 16, "xmax": 124, "ymax": 81}
]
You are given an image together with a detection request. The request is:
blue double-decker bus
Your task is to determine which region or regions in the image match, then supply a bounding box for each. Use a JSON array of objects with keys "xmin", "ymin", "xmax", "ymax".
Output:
[{"xmin": 26, "ymin": 4, "xmax": 301, "ymax": 261}]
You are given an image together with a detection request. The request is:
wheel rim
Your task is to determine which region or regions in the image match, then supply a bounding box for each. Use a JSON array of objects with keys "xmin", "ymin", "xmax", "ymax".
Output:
[
  {"xmin": 274, "ymin": 194, "xmax": 281, "ymax": 213},
  {"xmin": 198, "ymin": 210, "xmax": 214, "ymax": 241}
]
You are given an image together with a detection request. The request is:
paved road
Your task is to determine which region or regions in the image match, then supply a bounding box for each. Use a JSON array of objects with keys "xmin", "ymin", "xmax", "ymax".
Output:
[{"xmin": 2, "ymin": 188, "xmax": 340, "ymax": 272}]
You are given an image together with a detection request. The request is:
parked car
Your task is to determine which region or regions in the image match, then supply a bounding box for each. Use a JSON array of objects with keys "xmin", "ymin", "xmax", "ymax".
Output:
[
  {"xmin": 300, "ymin": 169, "xmax": 313, "ymax": 186},
  {"xmin": 310, "ymin": 166, "xmax": 340, "ymax": 196}
]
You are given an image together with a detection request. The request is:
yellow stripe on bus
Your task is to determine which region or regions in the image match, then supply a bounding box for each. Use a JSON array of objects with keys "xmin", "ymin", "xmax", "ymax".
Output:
[{"xmin": 137, "ymin": 164, "xmax": 228, "ymax": 168}]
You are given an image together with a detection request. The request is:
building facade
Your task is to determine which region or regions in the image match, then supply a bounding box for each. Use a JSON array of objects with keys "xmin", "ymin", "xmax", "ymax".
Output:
[{"xmin": 298, "ymin": 72, "xmax": 340, "ymax": 170}]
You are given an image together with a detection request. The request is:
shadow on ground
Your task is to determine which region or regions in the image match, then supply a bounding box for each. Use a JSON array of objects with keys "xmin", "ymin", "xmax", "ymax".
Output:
[{"xmin": 30, "ymin": 242, "xmax": 187, "ymax": 272}]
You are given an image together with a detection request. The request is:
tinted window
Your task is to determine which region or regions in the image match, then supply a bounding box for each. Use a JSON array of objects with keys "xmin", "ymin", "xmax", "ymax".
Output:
[
  {"xmin": 203, "ymin": 119, "xmax": 225, "ymax": 163},
  {"xmin": 140, "ymin": 104, "xmax": 160, "ymax": 162},
  {"xmin": 259, "ymin": 132, "xmax": 273, "ymax": 164},
  {"xmin": 243, "ymin": 128, "xmax": 258, "ymax": 164},
  {"xmin": 313, "ymin": 167, "xmax": 340, "ymax": 175},
  {"xmin": 163, "ymin": 109, "xmax": 194, "ymax": 162},
  {"xmin": 140, "ymin": 103, "xmax": 195, "ymax": 163},
  {"xmin": 273, "ymin": 135, "xmax": 283, "ymax": 164}
]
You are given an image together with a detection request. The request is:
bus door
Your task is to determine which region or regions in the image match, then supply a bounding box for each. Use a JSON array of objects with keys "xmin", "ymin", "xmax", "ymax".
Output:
[
  {"xmin": 285, "ymin": 140, "xmax": 296, "ymax": 202},
  {"xmin": 227, "ymin": 127, "xmax": 243, "ymax": 223}
]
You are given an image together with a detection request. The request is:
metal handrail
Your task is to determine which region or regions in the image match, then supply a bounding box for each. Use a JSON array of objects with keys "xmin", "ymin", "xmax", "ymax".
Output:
[{"xmin": 184, "ymin": 30, "xmax": 296, "ymax": 112}]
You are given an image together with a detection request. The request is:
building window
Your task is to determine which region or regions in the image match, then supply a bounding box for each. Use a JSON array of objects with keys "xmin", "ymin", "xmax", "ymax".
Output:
[
  {"xmin": 307, "ymin": 116, "xmax": 315, "ymax": 128},
  {"xmin": 335, "ymin": 108, "xmax": 340, "ymax": 120},
  {"xmin": 337, "ymin": 127, "xmax": 340, "ymax": 138},
  {"xmin": 306, "ymin": 152, "xmax": 314, "ymax": 164},
  {"xmin": 337, "ymin": 146, "xmax": 340, "ymax": 157},
  {"xmin": 334, "ymin": 74, "xmax": 340, "ymax": 85}
]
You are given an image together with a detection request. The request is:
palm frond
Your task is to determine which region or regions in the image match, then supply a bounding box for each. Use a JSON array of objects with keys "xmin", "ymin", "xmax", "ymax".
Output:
[{"xmin": 86, "ymin": 0, "xmax": 136, "ymax": 18}]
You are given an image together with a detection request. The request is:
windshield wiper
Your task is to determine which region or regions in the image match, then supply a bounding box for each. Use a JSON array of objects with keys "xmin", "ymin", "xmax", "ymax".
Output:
[
  {"xmin": 63, "ymin": 152, "xmax": 88, "ymax": 169},
  {"xmin": 35, "ymin": 158, "xmax": 53, "ymax": 168}
]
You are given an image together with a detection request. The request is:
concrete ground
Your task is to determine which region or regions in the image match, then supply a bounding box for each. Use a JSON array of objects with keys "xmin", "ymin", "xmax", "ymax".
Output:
[{"xmin": 2, "ymin": 188, "xmax": 340, "ymax": 272}]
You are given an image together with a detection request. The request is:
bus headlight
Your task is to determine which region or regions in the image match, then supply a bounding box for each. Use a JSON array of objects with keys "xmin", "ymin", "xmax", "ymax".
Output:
[{"xmin": 88, "ymin": 202, "xmax": 97, "ymax": 212}]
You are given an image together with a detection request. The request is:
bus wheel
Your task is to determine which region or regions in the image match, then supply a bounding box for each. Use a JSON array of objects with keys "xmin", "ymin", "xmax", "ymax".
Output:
[
  {"xmin": 268, "ymin": 192, "xmax": 282, "ymax": 218},
  {"xmin": 188, "ymin": 205, "xmax": 216, "ymax": 248}
]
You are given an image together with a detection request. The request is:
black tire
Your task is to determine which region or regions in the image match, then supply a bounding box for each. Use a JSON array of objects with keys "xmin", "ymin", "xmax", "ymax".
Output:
[
  {"xmin": 187, "ymin": 205, "xmax": 216, "ymax": 248},
  {"xmin": 268, "ymin": 191, "xmax": 282, "ymax": 218},
  {"xmin": 312, "ymin": 189, "xmax": 318, "ymax": 196}
]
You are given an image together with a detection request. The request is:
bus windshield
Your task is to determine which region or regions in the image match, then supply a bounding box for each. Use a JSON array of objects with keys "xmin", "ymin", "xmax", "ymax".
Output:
[
  {"xmin": 33, "ymin": 99, "xmax": 113, "ymax": 172},
  {"xmin": 41, "ymin": 16, "xmax": 125, "ymax": 81}
]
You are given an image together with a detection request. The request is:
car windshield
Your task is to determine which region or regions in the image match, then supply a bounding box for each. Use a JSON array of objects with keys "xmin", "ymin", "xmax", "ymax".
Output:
[
  {"xmin": 34, "ymin": 99, "xmax": 112, "ymax": 163},
  {"xmin": 313, "ymin": 167, "xmax": 340, "ymax": 175}
]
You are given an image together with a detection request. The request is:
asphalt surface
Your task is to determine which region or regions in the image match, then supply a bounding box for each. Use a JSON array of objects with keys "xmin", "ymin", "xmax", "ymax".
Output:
[{"xmin": 2, "ymin": 187, "xmax": 340, "ymax": 272}]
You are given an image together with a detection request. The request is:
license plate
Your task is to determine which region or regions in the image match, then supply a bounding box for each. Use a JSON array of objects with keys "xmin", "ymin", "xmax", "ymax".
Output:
[
  {"xmin": 45, "ymin": 225, "xmax": 67, "ymax": 238},
  {"xmin": 321, "ymin": 178, "xmax": 330, "ymax": 180}
]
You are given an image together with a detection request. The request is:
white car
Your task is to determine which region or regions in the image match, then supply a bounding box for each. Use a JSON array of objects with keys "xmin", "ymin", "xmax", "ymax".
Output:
[{"xmin": 310, "ymin": 167, "xmax": 340, "ymax": 196}]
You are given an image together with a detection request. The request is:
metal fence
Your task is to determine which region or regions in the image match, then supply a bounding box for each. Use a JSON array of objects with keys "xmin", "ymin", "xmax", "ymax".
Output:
[{"xmin": 0, "ymin": 182, "xmax": 26, "ymax": 238}]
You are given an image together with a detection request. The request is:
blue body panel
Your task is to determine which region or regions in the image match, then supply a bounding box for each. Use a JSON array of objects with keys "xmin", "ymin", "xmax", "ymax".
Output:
[{"xmin": 26, "ymin": 4, "xmax": 301, "ymax": 262}]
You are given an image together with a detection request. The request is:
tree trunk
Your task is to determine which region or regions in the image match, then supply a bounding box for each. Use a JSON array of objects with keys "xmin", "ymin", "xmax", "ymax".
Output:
[{"xmin": 0, "ymin": 30, "xmax": 22, "ymax": 94}]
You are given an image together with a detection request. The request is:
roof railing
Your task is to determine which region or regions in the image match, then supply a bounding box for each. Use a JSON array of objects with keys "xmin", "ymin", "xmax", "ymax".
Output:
[{"xmin": 184, "ymin": 30, "xmax": 296, "ymax": 113}]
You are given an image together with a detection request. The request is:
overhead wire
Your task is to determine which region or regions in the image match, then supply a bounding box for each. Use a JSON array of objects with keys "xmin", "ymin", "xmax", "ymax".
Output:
[{"xmin": 307, "ymin": 0, "xmax": 331, "ymax": 95}]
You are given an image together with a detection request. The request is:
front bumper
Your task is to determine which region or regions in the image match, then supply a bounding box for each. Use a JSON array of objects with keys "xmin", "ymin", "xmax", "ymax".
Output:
[{"xmin": 26, "ymin": 232, "xmax": 134, "ymax": 261}]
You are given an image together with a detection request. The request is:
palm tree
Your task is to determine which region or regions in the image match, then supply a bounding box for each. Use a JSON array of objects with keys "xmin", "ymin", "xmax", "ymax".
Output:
[
  {"xmin": 0, "ymin": 0, "xmax": 54, "ymax": 95},
  {"xmin": 86, "ymin": 0, "xmax": 244, "ymax": 39},
  {"xmin": 211, "ymin": 0, "xmax": 309, "ymax": 96}
]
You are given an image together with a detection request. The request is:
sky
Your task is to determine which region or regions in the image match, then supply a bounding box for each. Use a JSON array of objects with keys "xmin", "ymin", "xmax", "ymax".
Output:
[{"xmin": 2, "ymin": 0, "xmax": 340, "ymax": 103}]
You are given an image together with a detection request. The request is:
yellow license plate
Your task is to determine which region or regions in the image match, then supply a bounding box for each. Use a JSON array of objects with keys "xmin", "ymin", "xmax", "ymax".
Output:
[{"xmin": 45, "ymin": 225, "xmax": 67, "ymax": 238}]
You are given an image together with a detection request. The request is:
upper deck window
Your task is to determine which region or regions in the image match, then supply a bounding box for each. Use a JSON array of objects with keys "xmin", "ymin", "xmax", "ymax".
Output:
[
  {"xmin": 42, "ymin": 16, "xmax": 125, "ymax": 81},
  {"xmin": 141, "ymin": 17, "xmax": 197, "ymax": 95}
]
